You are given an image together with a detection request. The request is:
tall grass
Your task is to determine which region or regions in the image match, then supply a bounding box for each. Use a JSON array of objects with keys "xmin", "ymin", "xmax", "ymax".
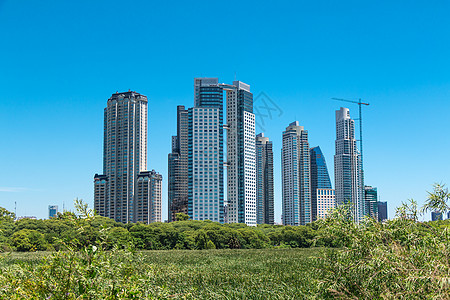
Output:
[{"xmin": 0, "ymin": 248, "xmax": 320, "ymax": 299}]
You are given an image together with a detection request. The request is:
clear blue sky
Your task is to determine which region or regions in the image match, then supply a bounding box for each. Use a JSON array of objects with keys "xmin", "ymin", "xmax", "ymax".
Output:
[{"xmin": 1, "ymin": 0, "xmax": 449, "ymax": 221}]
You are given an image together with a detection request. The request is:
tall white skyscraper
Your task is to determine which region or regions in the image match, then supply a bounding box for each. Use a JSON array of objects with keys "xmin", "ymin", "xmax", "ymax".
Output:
[
  {"xmin": 188, "ymin": 78, "xmax": 224, "ymax": 222},
  {"xmin": 94, "ymin": 91, "xmax": 162, "ymax": 224},
  {"xmin": 282, "ymin": 121, "xmax": 311, "ymax": 226},
  {"xmin": 334, "ymin": 107, "xmax": 364, "ymax": 222},
  {"xmin": 223, "ymin": 81, "xmax": 256, "ymax": 226}
]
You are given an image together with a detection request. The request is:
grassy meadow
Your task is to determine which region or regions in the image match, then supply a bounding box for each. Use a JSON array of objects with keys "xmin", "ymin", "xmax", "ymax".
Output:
[{"xmin": 0, "ymin": 248, "xmax": 321, "ymax": 299}]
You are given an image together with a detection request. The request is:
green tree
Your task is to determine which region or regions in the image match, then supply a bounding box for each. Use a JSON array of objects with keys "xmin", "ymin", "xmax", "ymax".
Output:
[
  {"xmin": 175, "ymin": 213, "xmax": 189, "ymax": 221},
  {"xmin": 0, "ymin": 207, "xmax": 15, "ymax": 222},
  {"xmin": 11, "ymin": 229, "xmax": 48, "ymax": 252}
]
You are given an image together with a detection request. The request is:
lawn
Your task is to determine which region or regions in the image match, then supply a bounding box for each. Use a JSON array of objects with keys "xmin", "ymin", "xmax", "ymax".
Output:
[{"xmin": 0, "ymin": 248, "xmax": 322, "ymax": 299}]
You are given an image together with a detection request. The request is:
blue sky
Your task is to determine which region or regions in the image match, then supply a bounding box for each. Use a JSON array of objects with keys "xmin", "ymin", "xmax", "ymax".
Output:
[{"xmin": 1, "ymin": 0, "xmax": 449, "ymax": 221}]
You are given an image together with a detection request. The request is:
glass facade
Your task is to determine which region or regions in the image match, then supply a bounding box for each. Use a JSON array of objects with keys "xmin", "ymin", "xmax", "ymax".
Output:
[
  {"xmin": 168, "ymin": 106, "xmax": 189, "ymax": 222},
  {"xmin": 48, "ymin": 205, "xmax": 58, "ymax": 219},
  {"xmin": 310, "ymin": 146, "xmax": 332, "ymax": 221},
  {"xmin": 256, "ymin": 133, "xmax": 274, "ymax": 225},
  {"xmin": 377, "ymin": 201, "xmax": 388, "ymax": 222},
  {"xmin": 364, "ymin": 186, "xmax": 378, "ymax": 220}
]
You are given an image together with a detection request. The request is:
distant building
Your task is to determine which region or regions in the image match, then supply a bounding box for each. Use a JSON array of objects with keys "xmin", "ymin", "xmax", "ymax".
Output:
[
  {"xmin": 48, "ymin": 205, "xmax": 58, "ymax": 218},
  {"xmin": 310, "ymin": 146, "xmax": 332, "ymax": 221},
  {"xmin": 316, "ymin": 189, "xmax": 335, "ymax": 219},
  {"xmin": 135, "ymin": 170, "xmax": 162, "ymax": 223},
  {"xmin": 431, "ymin": 211, "xmax": 443, "ymax": 221},
  {"xmin": 364, "ymin": 186, "xmax": 378, "ymax": 220},
  {"xmin": 168, "ymin": 106, "xmax": 189, "ymax": 222},
  {"xmin": 17, "ymin": 216, "xmax": 37, "ymax": 221},
  {"xmin": 256, "ymin": 133, "xmax": 274, "ymax": 225},
  {"xmin": 334, "ymin": 107, "xmax": 364, "ymax": 223},
  {"xmin": 378, "ymin": 201, "xmax": 388, "ymax": 222},
  {"xmin": 282, "ymin": 121, "xmax": 311, "ymax": 226},
  {"xmin": 94, "ymin": 174, "xmax": 108, "ymax": 216}
]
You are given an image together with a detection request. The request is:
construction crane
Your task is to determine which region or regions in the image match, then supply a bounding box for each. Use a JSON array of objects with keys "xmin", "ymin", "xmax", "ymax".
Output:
[{"xmin": 331, "ymin": 97, "xmax": 370, "ymax": 172}]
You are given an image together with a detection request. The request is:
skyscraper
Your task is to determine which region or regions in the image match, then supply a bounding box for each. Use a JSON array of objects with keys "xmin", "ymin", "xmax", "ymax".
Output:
[
  {"xmin": 310, "ymin": 146, "xmax": 332, "ymax": 221},
  {"xmin": 364, "ymin": 186, "xmax": 378, "ymax": 220},
  {"xmin": 188, "ymin": 78, "xmax": 224, "ymax": 222},
  {"xmin": 282, "ymin": 121, "xmax": 311, "ymax": 226},
  {"xmin": 223, "ymin": 81, "xmax": 256, "ymax": 226},
  {"xmin": 168, "ymin": 106, "xmax": 189, "ymax": 222},
  {"xmin": 256, "ymin": 133, "xmax": 274, "ymax": 225},
  {"xmin": 377, "ymin": 201, "xmax": 388, "ymax": 222},
  {"xmin": 94, "ymin": 91, "xmax": 162, "ymax": 223},
  {"xmin": 334, "ymin": 107, "xmax": 364, "ymax": 223}
]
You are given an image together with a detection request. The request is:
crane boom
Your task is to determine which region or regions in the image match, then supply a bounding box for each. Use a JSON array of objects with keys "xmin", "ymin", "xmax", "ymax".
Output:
[{"xmin": 332, "ymin": 97, "xmax": 370, "ymax": 106}]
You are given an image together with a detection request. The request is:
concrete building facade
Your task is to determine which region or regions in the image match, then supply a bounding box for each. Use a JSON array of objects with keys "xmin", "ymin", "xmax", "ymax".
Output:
[
  {"xmin": 135, "ymin": 170, "xmax": 162, "ymax": 223},
  {"xmin": 316, "ymin": 188, "xmax": 335, "ymax": 219}
]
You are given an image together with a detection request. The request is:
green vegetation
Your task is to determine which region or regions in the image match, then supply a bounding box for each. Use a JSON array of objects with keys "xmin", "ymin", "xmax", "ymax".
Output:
[
  {"xmin": 0, "ymin": 201, "xmax": 323, "ymax": 252},
  {"xmin": 0, "ymin": 184, "xmax": 449, "ymax": 298},
  {"xmin": 0, "ymin": 248, "xmax": 320, "ymax": 299}
]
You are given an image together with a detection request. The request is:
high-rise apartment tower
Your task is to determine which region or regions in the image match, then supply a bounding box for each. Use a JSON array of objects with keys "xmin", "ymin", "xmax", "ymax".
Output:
[
  {"xmin": 94, "ymin": 91, "xmax": 162, "ymax": 223},
  {"xmin": 168, "ymin": 106, "xmax": 189, "ymax": 222},
  {"xmin": 223, "ymin": 81, "xmax": 256, "ymax": 226},
  {"xmin": 334, "ymin": 107, "xmax": 364, "ymax": 223},
  {"xmin": 282, "ymin": 121, "xmax": 311, "ymax": 226},
  {"xmin": 187, "ymin": 78, "xmax": 224, "ymax": 222},
  {"xmin": 256, "ymin": 133, "xmax": 274, "ymax": 225}
]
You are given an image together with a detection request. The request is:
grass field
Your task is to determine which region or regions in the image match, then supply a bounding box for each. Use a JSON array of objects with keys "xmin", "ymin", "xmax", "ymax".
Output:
[{"xmin": 1, "ymin": 248, "xmax": 322, "ymax": 299}]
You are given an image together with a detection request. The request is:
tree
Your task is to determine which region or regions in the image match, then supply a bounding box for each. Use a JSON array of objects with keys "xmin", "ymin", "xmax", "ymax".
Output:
[
  {"xmin": 11, "ymin": 229, "xmax": 48, "ymax": 252},
  {"xmin": 0, "ymin": 207, "xmax": 15, "ymax": 222},
  {"xmin": 175, "ymin": 213, "xmax": 189, "ymax": 221},
  {"xmin": 421, "ymin": 183, "xmax": 450, "ymax": 216}
]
